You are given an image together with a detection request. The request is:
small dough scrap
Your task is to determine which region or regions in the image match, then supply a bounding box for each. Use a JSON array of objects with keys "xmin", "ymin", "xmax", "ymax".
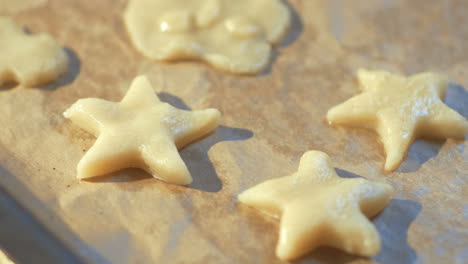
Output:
[
  {"xmin": 63, "ymin": 75, "xmax": 221, "ymax": 185},
  {"xmin": 0, "ymin": 17, "xmax": 68, "ymax": 87},
  {"xmin": 327, "ymin": 69, "xmax": 468, "ymax": 172},
  {"xmin": 239, "ymin": 151, "xmax": 393, "ymax": 260},
  {"xmin": 124, "ymin": 0, "xmax": 290, "ymax": 74}
]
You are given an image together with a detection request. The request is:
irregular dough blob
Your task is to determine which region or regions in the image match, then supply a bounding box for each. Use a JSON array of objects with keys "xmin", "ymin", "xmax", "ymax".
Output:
[
  {"xmin": 63, "ymin": 75, "xmax": 221, "ymax": 185},
  {"xmin": 239, "ymin": 151, "xmax": 393, "ymax": 260},
  {"xmin": 327, "ymin": 69, "xmax": 468, "ymax": 172},
  {"xmin": 124, "ymin": 0, "xmax": 290, "ymax": 74},
  {"xmin": 0, "ymin": 17, "xmax": 68, "ymax": 87}
]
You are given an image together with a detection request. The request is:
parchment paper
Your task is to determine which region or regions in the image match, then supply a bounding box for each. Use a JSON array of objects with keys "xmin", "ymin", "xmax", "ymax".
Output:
[{"xmin": 0, "ymin": 0, "xmax": 467, "ymax": 263}]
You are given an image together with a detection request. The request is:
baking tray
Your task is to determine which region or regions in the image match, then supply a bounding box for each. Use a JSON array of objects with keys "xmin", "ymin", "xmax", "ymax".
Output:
[{"xmin": 0, "ymin": 0, "xmax": 467, "ymax": 263}]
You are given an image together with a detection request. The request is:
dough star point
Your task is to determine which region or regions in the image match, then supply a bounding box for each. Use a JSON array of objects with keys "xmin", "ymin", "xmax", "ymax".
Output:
[
  {"xmin": 327, "ymin": 69, "xmax": 468, "ymax": 171},
  {"xmin": 239, "ymin": 150, "xmax": 393, "ymax": 260},
  {"xmin": 64, "ymin": 75, "xmax": 221, "ymax": 185}
]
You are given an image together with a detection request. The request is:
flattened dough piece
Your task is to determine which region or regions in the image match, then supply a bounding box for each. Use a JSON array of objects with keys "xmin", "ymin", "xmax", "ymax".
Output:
[
  {"xmin": 239, "ymin": 151, "xmax": 393, "ymax": 260},
  {"xmin": 0, "ymin": 17, "xmax": 68, "ymax": 87},
  {"xmin": 327, "ymin": 69, "xmax": 468, "ymax": 171},
  {"xmin": 63, "ymin": 75, "xmax": 221, "ymax": 185},
  {"xmin": 124, "ymin": 0, "xmax": 290, "ymax": 74}
]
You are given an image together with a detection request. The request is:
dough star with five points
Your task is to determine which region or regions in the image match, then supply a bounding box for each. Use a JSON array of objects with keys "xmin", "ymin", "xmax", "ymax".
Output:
[
  {"xmin": 239, "ymin": 151, "xmax": 393, "ymax": 260},
  {"xmin": 64, "ymin": 75, "xmax": 221, "ymax": 185},
  {"xmin": 327, "ymin": 69, "xmax": 468, "ymax": 172}
]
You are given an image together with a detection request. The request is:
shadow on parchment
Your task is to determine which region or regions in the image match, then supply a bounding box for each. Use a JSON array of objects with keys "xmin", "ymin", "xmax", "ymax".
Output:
[
  {"xmin": 0, "ymin": 47, "xmax": 81, "ymax": 91},
  {"xmin": 334, "ymin": 168, "xmax": 363, "ymax": 179},
  {"xmin": 445, "ymin": 83, "xmax": 468, "ymax": 118},
  {"xmin": 159, "ymin": 92, "xmax": 253, "ymax": 192},
  {"xmin": 85, "ymin": 92, "xmax": 253, "ymax": 193},
  {"xmin": 0, "ymin": 83, "xmax": 16, "ymax": 90},
  {"xmin": 397, "ymin": 83, "xmax": 468, "ymax": 173},
  {"xmin": 258, "ymin": 0, "xmax": 304, "ymax": 76},
  {"xmin": 373, "ymin": 199, "xmax": 421, "ymax": 264},
  {"xmin": 41, "ymin": 48, "xmax": 81, "ymax": 91},
  {"xmin": 396, "ymin": 140, "xmax": 443, "ymax": 173},
  {"xmin": 182, "ymin": 125, "xmax": 253, "ymax": 192}
]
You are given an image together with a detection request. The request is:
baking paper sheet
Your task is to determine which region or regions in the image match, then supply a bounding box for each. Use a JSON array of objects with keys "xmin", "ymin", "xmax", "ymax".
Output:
[{"xmin": 0, "ymin": 0, "xmax": 467, "ymax": 263}]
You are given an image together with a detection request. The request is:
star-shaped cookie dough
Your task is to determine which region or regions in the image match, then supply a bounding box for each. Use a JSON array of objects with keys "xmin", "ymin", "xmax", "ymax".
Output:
[
  {"xmin": 239, "ymin": 151, "xmax": 393, "ymax": 260},
  {"xmin": 63, "ymin": 75, "xmax": 221, "ymax": 185},
  {"xmin": 0, "ymin": 17, "xmax": 68, "ymax": 87},
  {"xmin": 327, "ymin": 69, "xmax": 468, "ymax": 171},
  {"xmin": 124, "ymin": 0, "xmax": 290, "ymax": 74}
]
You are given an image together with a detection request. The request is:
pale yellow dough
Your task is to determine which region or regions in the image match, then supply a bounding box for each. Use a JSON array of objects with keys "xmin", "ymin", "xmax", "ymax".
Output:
[
  {"xmin": 239, "ymin": 151, "xmax": 393, "ymax": 260},
  {"xmin": 123, "ymin": 0, "xmax": 290, "ymax": 74},
  {"xmin": 327, "ymin": 69, "xmax": 468, "ymax": 172},
  {"xmin": 63, "ymin": 75, "xmax": 221, "ymax": 185},
  {"xmin": 0, "ymin": 17, "xmax": 68, "ymax": 87},
  {"xmin": 0, "ymin": 249, "xmax": 15, "ymax": 264}
]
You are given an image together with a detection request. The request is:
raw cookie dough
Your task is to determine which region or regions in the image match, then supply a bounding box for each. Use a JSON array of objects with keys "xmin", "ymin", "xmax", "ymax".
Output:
[
  {"xmin": 124, "ymin": 0, "xmax": 290, "ymax": 74},
  {"xmin": 0, "ymin": 17, "xmax": 68, "ymax": 87},
  {"xmin": 0, "ymin": 249, "xmax": 15, "ymax": 264},
  {"xmin": 239, "ymin": 151, "xmax": 393, "ymax": 260},
  {"xmin": 327, "ymin": 69, "xmax": 468, "ymax": 172},
  {"xmin": 63, "ymin": 75, "xmax": 221, "ymax": 185}
]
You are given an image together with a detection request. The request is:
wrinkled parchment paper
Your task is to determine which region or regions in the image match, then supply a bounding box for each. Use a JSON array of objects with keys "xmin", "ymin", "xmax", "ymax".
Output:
[{"xmin": 0, "ymin": 0, "xmax": 467, "ymax": 263}]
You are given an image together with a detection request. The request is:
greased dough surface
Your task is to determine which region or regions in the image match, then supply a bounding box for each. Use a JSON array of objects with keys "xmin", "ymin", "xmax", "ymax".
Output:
[
  {"xmin": 239, "ymin": 151, "xmax": 393, "ymax": 260},
  {"xmin": 0, "ymin": 17, "xmax": 67, "ymax": 87},
  {"xmin": 124, "ymin": 0, "xmax": 290, "ymax": 74},
  {"xmin": 63, "ymin": 75, "xmax": 221, "ymax": 185},
  {"xmin": 327, "ymin": 69, "xmax": 468, "ymax": 172}
]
